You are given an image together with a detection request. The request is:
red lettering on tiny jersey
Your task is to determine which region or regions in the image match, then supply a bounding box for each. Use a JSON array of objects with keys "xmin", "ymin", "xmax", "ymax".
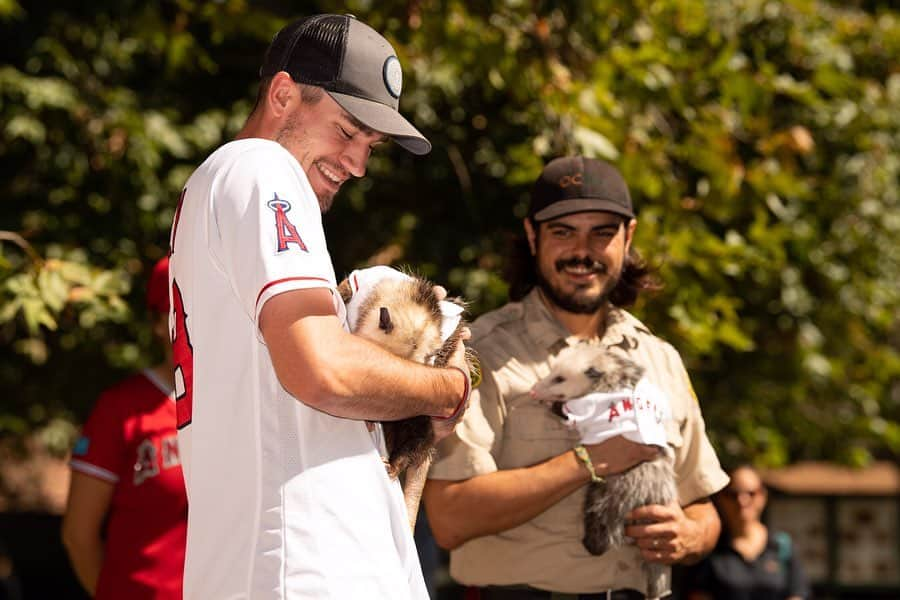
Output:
[
  {"xmin": 268, "ymin": 193, "xmax": 307, "ymax": 252},
  {"xmin": 622, "ymin": 397, "xmax": 633, "ymax": 413},
  {"xmin": 169, "ymin": 188, "xmax": 186, "ymax": 256},
  {"xmin": 608, "ymin": 404, "xmax": 621, "ymax": 422},
  {"xmin": 171, "ymin": 279, "xmax": 194, "ymax": 429}
]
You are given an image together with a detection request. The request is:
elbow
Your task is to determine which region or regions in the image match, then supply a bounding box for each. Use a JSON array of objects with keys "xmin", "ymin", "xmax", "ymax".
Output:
[
  {"xmin": 60, "ymin": 518, "xmax": 87, "ymax": 558},
  {"xmin": 703, "ymin": 510, "xmax": 722, "ymax": 555},
  {"xmin": 423, "ymin": 485, "xmax": 468, "ymax": 551},
  {"xmin": 276, "ymin": 357, "xmax": 346, "ymax": 413},
  {"xmin": 428, "ymin": 516, "xmax": 465, "ymax": 551}
]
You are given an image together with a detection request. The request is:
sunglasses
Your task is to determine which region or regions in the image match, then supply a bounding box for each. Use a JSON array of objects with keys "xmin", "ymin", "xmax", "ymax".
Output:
[{"xmin": 723, "ymin": 488, "xmax": 762, "ymax": 499}]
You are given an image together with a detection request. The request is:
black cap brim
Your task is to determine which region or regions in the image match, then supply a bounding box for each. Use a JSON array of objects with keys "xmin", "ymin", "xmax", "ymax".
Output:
[
  {"xmin": 533, "ymin": 198, "xmax": 635, "ymax": 221},
  {"xmin": 328, "ymin": 91, "xmax": 432, "ymax": 155}
]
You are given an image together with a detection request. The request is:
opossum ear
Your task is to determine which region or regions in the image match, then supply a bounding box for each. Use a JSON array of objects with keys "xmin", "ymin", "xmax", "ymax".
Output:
[
  {"xmin": 379, "ymin": 307, "xmax": 394, "ymax": 333},
  {"xmin": 337, "ymin": 279, "xmax": 353, "ymax": 304},
  {"xmin": 584, "ymin": 366, "xmax": 604, "ymax": 380}
]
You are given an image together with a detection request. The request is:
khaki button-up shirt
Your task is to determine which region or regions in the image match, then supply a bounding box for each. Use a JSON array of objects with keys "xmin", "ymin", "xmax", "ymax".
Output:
[{"xmin": 429, "ymin": 289, "xmax": 729, "ymax": 594}]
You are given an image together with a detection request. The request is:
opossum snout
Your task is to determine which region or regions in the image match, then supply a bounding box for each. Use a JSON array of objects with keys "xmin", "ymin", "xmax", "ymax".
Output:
[
  {"xmin": 530, "ymin": 387, "xmax": 563, "ymax": 404},
  {"xmin": 378, "ymin": 307, "xmax": 394, "ymax": 333}
]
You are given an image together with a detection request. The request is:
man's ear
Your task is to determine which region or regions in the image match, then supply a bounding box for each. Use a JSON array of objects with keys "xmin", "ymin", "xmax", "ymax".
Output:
[
  {"xmin": 523, "ymin": 218, "xmax": 537, "ymax": 256},
  {"xmin": 266, "ymin": 72, "xmax": 296, "ymax": 118},
  {"xmin": 624, "ymin": 218, "xmax": 637, "ymax": 253}
]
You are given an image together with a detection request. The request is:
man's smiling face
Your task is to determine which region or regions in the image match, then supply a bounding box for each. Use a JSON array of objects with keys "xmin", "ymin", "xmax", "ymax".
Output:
[
  {"xmin": 525, "ymin": 211, "xmax": 635, "ymax": 314},
  {"xmin": 276, "ymin": 92, "xmax": 386, "ymax": 212}
]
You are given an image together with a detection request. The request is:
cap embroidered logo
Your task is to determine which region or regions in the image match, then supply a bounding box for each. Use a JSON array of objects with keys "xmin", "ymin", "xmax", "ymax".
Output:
[{"xmin": 558, "ymin": 173, "xmax": 583, "ymax": 188}]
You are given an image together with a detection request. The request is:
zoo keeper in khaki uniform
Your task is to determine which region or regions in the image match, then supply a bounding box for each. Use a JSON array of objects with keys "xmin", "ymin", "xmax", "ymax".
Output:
[{"xmin": 424, "ymin": 156, "xmax": 729, "ymax": 600}]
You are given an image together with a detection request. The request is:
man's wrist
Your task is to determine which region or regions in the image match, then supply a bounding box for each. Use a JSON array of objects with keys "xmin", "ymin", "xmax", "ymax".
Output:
[
  {"xmin": 573, "ymin": 445, "xmax": 605, "ymax": 483},
  {"xmin": 432, "ymin": 366, "xmax": 469, "ymax": 421}
]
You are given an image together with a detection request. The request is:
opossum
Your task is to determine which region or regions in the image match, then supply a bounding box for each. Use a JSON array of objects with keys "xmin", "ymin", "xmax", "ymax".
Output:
[
  {"xmin": 338, "ymin": 272, "xmax": 469, "ymax": 528},
  {"xmin": 531, "ymin": 344, "xmax": 676, "ymax": 600}
]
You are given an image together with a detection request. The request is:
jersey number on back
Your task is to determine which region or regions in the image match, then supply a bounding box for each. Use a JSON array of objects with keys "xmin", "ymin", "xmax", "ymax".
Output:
[
  {"xmin": 172, "ymin": 279, "xmax": 194, "ymax": 429},
  {"xmin": 169, "ymin": 187, "xmax": 194, "ymax": 429}
]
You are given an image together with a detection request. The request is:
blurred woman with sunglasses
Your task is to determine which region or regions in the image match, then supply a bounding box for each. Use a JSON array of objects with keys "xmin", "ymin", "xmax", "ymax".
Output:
[{"xmin": 683, "ymin": 465, "xmax": 810, "ymax": 600}]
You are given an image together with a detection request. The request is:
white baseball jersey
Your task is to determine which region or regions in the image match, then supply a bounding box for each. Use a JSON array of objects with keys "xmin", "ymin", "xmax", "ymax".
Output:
[{"xmin": 168, "ymin": 138, "xmax": 428, "ymax": 600}]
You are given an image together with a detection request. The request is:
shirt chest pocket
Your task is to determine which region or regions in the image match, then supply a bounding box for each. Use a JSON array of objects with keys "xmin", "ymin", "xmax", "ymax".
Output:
[{"xmin": 500, "ymin": 397, "xmax": 577, "ymax": 469}]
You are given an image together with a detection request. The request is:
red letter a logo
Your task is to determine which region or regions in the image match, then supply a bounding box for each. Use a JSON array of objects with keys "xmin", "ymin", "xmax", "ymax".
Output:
[{"xmin": 269, "ymin": 194, "xmax": 307, "ymax": 253}]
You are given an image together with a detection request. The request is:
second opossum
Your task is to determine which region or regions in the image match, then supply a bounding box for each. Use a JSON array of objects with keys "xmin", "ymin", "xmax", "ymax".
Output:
[{"xmin": 531, "ymin": 344, "xmax": 675, "ymax": 600}]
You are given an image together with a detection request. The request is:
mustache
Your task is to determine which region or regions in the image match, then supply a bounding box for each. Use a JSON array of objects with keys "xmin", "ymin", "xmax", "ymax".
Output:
[{"xmin": 555, "ymin": 257, "xmax": 607, "ymax": 273}]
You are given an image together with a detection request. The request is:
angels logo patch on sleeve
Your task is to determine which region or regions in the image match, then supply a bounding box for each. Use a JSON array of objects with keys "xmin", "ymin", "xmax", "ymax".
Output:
[
  {"xmin": 268, "ymin": 193, "xmax": 308, "ymax": 253},
  {"xmin": 72, "ymin": 435, "xmax": 90, "ymax": 456}
]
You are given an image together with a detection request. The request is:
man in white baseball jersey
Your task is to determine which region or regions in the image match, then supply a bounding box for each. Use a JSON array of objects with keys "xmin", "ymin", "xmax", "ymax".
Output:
[{"xmin": 168, "ymin": 14, "xmax": 469, "ymax": 600}]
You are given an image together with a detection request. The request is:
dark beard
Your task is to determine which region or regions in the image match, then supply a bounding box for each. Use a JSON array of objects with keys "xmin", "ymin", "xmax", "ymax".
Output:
[{"xmin": 535, "ymin": 256, "xmax": 620, "ymax": 314}]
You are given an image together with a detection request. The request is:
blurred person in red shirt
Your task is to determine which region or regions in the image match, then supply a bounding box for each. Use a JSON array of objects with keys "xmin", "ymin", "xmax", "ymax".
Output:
[{"xmin": 62, "ymin": 257, "xmax": 186, "ymax": 599}]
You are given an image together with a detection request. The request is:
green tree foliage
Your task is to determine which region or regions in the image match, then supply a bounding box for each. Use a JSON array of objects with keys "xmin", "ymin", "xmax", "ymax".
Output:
[{"xmin": 1, "ymin": 0, "xmax": 897, "ymax": 466}]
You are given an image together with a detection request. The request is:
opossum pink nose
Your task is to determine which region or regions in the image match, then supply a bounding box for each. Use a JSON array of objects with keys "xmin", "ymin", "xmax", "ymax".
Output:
[
  {"xmin": 378, "ymin": 307, "xmax": 394, "ymax": 333},
  {"xmin": 529, "ymin": 389, "xmax": 537, "ymax": 398}
]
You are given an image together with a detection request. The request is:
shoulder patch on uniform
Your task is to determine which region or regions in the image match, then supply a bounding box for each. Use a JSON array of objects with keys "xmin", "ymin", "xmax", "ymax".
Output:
[
  {"xmin": 268, "ymin": 193, "xmax": 308, "ymax": 253},
  {"xmin": 72, "ymin": 436, "xmax": 90, "ymax": 456}
]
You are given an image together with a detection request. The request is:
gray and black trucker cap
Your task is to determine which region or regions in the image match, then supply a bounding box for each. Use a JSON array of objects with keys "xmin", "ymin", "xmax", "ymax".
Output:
[
  {"xmin": 528, "ymin": 156, "xmax": 634, "ymax": 221},
  {"xmin": 260, "ymin": 14, "xmax": 431, "ymax": 155}
]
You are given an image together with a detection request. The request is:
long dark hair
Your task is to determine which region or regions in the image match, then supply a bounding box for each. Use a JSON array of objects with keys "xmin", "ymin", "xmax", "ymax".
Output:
[{"xmin": 504, "ymin": 220, "xmax": 663, "ymax": 307}]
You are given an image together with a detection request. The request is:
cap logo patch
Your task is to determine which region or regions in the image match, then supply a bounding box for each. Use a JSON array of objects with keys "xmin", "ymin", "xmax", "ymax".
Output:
[
  {"xmin": 558, "ymin": 173, "xmax": 583, "ymax": 188},
  {"xmin": 383, "ymin": 55, "xmax": 402, "ymax": 98}
]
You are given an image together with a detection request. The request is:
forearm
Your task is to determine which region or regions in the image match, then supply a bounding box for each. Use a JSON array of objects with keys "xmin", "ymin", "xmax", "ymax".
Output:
[
  {"xmin": 260, "ymin": 289, "xmax": 465, "ymax": 420},
  {"xmin": 62, "ymin": 471, "xmax": 114, "ymax": 597},
  {"xmin": 680, "ymin": 499, "xmax": 721, "ymax": 564},
  {"xmin": 62, "ymin": 535, "xmax": 104, "ymax": 595},
  {"xmin": 279, "ymin": 315, "xmax": 464, "ymax": 419},
  {"xmin": 424, "ymin": 449, "xmax": 589, "ymax": 550}
]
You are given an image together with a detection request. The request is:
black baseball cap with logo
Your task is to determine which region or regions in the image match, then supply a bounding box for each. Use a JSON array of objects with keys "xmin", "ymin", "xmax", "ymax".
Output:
[
  {"xmin": 260, "ymin": 14, "xmax": 431, "ymax": 155},
  {"xmin": 528, "ymin": 156, "xmax": 634, "ymax": 221}
]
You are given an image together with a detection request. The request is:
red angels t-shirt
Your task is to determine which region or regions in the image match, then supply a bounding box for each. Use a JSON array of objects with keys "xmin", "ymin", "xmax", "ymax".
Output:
[{"xmin": 70, "ymin": 370, "xmax": 187, "ymax": 600}]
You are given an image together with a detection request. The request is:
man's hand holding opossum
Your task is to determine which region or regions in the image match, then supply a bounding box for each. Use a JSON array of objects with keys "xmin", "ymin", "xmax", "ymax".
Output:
[
  {"xmin": 338, "ymin": 266, "xmax": 474, "ymax": 529},
  {"xmin": 431, "ymin": 329, "xmax": 472, "ymax": 442}
]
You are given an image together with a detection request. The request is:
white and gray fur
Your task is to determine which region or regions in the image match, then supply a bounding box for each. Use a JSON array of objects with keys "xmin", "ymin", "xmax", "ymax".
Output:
[
  {"xmin": 339, "ymin": 275, "xmax": 465, "ymax": 478},
  {"xmin": 531, "ymin": 344, "xmax": 676, "ymax": 599}
]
